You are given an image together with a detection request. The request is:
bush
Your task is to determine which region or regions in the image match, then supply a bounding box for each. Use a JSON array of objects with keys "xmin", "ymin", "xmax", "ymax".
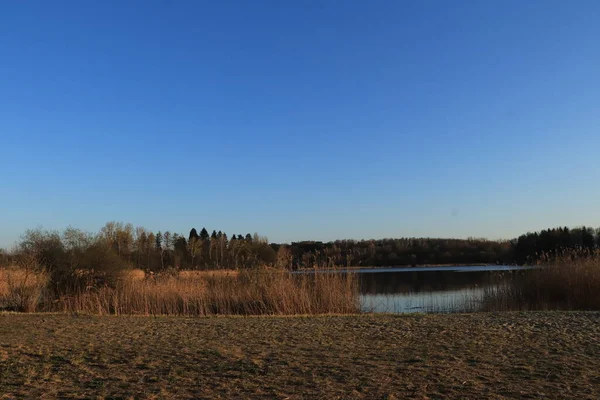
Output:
[{"xmin": 16, "ymin": 228, "xmax": 129, "ymax": 298}]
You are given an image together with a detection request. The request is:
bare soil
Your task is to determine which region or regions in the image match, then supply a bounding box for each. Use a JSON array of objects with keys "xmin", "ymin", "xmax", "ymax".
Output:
[{"xmin": 1, "ymin": 312, "xmax": 599, "ymax": 399}]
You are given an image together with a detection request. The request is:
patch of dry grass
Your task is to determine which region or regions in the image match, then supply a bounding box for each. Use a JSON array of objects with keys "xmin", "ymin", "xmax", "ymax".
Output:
[
  {"xmin": 119, "ymin": 268, "xmax": 147, "ymax": 281},
  {"xmin": 179, "ymin": 269, "xmax": 240, "ymax": 278},
  {"xmin": 0, "ymin": 312, "xmax": 598, "ymax": 399},
  {"xmin": 0, "ymin": 267, "xmax": 48, "ymax": 312}
]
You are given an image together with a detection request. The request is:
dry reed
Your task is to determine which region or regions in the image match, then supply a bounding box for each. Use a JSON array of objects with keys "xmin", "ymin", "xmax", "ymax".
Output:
[
  {"xmin": 0, "ymin": 267, "xmax": 49, "ymax": 312},
  {"xmin": 49, "ymin": 268, "xmax": 359, "ymax": 316},
  {"xmin": 481, "ymin": 250, "xmax": 600, "ymax": 311}
]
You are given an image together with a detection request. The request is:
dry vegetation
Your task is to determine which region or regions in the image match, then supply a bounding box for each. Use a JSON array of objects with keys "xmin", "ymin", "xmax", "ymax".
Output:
[
  {"xmin": 0, "ymin": 267, "xmax": 49, "ymax": 313},
  {"xmin": 0, "ymin": 267, "xmax": 359, "ymax": 316},
  {"xmin": 0, "ymin": 227, "xmax": 360, "ymax": 316},
  {"xmin": 482, "ymin": 250, "xmax": 600, "ymax": 311},
  {"xmin": 1, "ymin": 312, "xmax": 599, "ymax": 399},
  {"xmin": 3, "ymin": 234, "xmax": 600, "ymax": 316}
]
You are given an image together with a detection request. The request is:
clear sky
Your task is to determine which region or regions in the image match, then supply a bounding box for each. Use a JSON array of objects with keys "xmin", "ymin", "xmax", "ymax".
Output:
[{"xmin": 1, "ymin": 1, "xmax": 600, "ymax": 247}]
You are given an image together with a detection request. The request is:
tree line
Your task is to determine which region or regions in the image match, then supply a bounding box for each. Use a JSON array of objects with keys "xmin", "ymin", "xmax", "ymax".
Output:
[
  {"xmin": 93, "ymin": 222, "xmax": 277, "ymax": 271},
  {"xmin": 1, "ymin": 223, "xmax": 600, "ymax": 273},
  {"xmin": 512, "ymin": 226, "xmax": 599, "ymax": 264},
  {"xmin": 288, "ymin": 226, "xmax": 600, "ymax": 267}
]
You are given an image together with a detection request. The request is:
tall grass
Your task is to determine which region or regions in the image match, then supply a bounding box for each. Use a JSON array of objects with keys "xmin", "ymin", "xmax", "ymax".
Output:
[
  {"xmin": 481, "ymin": 250, "xmax": 600, "ymax": 311},
  {"xmin": 3, "ymin": 268, "xmax": 359, "ymax": 316},
  {"xmin": 0, "ymin": 267, "xmax": 49, "ymax": 312}
]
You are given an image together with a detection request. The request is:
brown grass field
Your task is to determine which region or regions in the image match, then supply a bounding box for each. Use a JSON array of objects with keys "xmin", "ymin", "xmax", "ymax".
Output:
[{"xmin": 1, "ymin": 312, "xmax": 599, "ymax": 399}]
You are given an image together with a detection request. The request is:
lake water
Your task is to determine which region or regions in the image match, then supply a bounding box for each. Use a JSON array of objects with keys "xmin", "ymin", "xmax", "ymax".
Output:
[
  {"xmin": 301, "ymin": 265, "xmax": 532, "ymax": 313},
  {"xmin": 357, "ymin": 265, "xmax": 531, "ymax": 313}
]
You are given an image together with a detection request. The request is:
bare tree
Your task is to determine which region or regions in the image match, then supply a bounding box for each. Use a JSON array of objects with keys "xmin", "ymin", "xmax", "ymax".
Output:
[
  {"xmin": 276, "ymin": 245, "xmax": 293, "ymax": 270},
  {"xmin": 147, "ymin": 232, "xmax": 156, "ymax": 271},
  {"xmin": 163, "ymin": 231, "xmax": 172, "ymax": 268},
  {"xmin": 187, "ymin": 237, "xmax": 201, "ymax": 269},
  {"xmin": 134, "ymin": 227, "xmax": 147, "ymax": 269}
]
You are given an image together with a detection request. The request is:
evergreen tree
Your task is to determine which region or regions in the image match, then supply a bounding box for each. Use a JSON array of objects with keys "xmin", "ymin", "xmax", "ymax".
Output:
[
  {"xmin": 155, "ymin": 231, "xmax": 163, "ymax": 250},
  {"xmin": 581, "ymin": 226, "xmax": 595, "ymax": 251},
  {"xmin": 200, "ymin": 228, "xmax": 210, "ymax": 241},
  {"xmin": 189, "ymin": 228, "xmax": 199, "ymax": 241}
]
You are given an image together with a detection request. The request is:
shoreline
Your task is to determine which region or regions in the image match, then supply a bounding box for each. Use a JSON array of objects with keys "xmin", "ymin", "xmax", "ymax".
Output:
[{"xmin": 296, "ymin": 263, "xmax": 522, "ymax": 271}]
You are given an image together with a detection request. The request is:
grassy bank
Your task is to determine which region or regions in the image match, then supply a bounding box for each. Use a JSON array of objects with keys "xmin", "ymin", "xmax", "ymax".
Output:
[{"xmin": 1, "ymin": 312, "xmax": 599, "ymax": 399}]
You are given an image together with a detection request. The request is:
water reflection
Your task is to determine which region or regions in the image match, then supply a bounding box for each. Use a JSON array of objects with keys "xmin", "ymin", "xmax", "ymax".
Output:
[
  {"xmin": 355, "ymin": 266, "xmax": 530, "ymax": 313},
  {"xmin": 361, "ymin": 288, "xmax": 485, "ymax": 313}
]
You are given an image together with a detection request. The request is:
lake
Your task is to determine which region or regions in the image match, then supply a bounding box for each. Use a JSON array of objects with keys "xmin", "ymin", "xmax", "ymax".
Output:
[
  {"xmin": 301, "ymin": 265, "xmax": 532, "ymax": 313},
  {"xmin": 358, "ymin": 265, "xmax": 531, "ymax": 313}
]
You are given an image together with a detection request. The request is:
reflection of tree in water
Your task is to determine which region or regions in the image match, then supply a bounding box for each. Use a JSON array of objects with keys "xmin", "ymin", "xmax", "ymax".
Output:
[{"xmin": 359, "ymin": 270, "xmax": 522, "ymax": 294}]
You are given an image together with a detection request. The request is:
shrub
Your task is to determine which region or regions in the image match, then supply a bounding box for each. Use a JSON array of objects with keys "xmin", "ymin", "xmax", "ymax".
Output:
[{"xmin": 15, "ymin": 228, "xmax": 128, "ymax": 300}]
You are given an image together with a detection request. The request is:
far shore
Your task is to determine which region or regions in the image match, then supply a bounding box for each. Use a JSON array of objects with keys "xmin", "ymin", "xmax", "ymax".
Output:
[{"xmin": 296, "ymin": 263, "xmax": 510, "ymax": 271}]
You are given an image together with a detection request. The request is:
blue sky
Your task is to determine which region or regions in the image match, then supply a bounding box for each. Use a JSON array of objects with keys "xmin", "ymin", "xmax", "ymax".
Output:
[{"xmin": 1, "ymin": 1, "xmax": 599, "ymax": 247}]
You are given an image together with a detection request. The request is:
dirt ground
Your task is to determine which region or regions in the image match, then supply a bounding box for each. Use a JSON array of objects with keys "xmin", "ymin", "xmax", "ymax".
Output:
[{"xmin": 1, "ymin": 312, "xmax": 599, "ymax": 399}]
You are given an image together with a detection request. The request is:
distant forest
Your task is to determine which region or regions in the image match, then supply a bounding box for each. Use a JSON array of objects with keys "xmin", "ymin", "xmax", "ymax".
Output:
[
  {"xmin": 284, "ymin": 226, "xmax": 600, "ymax": 267},
  {"xmin": 2, "ymin": 223, "xmax": 599, "ymax": 271}
]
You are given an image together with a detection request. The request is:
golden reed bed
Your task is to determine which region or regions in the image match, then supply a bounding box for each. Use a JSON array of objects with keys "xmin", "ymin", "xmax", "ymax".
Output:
[{"xmin": 1, "ymin": 267, "xmax": 359, "ymax": 316}]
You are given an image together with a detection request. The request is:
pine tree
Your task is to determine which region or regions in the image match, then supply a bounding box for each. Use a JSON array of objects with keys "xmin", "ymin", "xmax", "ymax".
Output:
[
  {"xmin": 209, "ymin": 230, "xmax": 217, "ymax": 263},
  {"xmin": 200, "ymin": 228, "xmax": 209, "ymax": 241},
  {"xmin": 155, "ymin": 231, "xmax": 163, "ymax": 250}
]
